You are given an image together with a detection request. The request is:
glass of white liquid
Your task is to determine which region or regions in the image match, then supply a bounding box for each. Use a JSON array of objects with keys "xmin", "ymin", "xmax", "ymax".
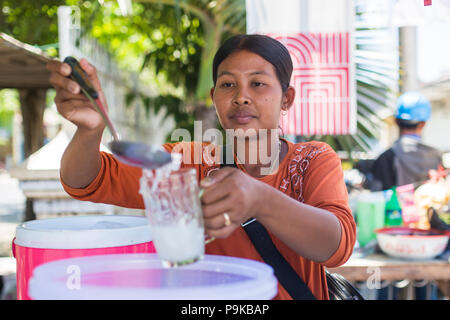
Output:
[{"xmin": 140, "ymin": 166, "xmax": 206, "ymax": 268}]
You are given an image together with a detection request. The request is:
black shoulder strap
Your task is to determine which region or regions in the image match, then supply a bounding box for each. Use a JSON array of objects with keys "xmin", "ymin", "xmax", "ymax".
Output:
[
  {"xmin": 243, "ymin": 219, "xmax": 317, "ymax": 300},
  {"xmin": 220, "ymin": 145, "xmax": 316, "ymax": 300}
]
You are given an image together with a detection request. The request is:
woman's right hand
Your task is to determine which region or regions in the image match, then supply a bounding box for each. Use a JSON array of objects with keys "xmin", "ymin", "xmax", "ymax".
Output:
[{"xmin": 47, "ymin": 58, "xmax": 107, "ymax": 133}]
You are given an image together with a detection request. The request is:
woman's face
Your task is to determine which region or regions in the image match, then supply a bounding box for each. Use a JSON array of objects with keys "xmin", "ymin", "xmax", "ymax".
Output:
[{"xmin": 211, "ymin": 50, "xmax": 294, "ymax": 133}]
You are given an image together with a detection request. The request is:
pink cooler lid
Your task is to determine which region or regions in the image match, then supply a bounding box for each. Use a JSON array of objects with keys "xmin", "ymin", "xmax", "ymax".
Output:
[
  {"xmin": 28, "ymin": 253, "xmax": 277, "ymax": 300},
  {"xmin": 15, "ymin": 215, "xmax": 152, "ymax": 249}
]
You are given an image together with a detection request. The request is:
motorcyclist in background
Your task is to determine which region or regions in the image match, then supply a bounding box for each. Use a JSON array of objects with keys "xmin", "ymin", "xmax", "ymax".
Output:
[{"xmin": 370, "ymin": 91, "xmax": 442, "ymax": 191}]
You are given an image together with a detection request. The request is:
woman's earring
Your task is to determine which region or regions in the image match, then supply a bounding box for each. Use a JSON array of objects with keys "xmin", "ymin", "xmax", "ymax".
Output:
[
  {"xmin": 278, "ymin": 124, "xmax": 285, "ymax": 138},
  {"xmin": 281, "ymin": 107, "xmax": 288, "ymax": 116}
]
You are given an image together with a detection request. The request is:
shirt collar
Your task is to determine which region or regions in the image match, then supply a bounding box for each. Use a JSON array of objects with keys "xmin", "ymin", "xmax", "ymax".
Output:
[{"xmin": 401, "ymin": 133, "xmax": 421, "ymax": 140}]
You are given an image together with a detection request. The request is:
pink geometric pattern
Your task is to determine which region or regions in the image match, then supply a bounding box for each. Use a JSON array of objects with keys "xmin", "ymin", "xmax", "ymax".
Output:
[{"xmin": 269, "ymin": 33, "xmax": 351, "ymax": 136}]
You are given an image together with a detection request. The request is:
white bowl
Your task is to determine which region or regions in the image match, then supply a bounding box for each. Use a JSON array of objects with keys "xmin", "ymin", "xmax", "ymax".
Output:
[{"xmin": 375, "ymin": 227, "xmax": 449, "ymax": 260}]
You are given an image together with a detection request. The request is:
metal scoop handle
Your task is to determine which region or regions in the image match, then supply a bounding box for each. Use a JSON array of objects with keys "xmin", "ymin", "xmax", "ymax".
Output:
[
  {"xmin": 63, "ymin": 56, "xmax": 120, "ymax": 141},
  {"xmin": 64, "ymin": 56, "xmax": 99, "ymax": 99}
]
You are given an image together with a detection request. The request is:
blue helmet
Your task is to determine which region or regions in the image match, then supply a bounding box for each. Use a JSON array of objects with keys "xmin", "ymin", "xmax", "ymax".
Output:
[{"xmin": 395, "ymin": 91, "xmax": 431, "ymax": 122}]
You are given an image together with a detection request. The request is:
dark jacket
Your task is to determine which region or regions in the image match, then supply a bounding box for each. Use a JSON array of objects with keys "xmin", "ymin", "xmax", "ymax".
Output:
[{"xmin": 371, "ymin": 135, "xmax": 442, "ymax": 191}]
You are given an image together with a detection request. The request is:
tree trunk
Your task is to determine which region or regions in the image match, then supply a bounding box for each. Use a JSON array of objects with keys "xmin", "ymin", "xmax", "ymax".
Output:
[
  {"xmin": 24, "ymin": 198, "xmax": 36, "ymax": 222},
  {"xmin": 194, "ymin": 103, "xmax": 218, "ymax": 134},
  {"xmin": 18, "ymin": 88, "xmax": 47, "ymax": 158}
]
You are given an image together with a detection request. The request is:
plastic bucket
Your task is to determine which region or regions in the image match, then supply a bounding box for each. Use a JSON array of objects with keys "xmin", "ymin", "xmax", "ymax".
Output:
[
  {"xmin": 13, "ymin": 215, "xmax": 156, "ymax": 300},
  {"xmin": 28, "ymin": 253, "xmax": 277, "ymax": 300}
]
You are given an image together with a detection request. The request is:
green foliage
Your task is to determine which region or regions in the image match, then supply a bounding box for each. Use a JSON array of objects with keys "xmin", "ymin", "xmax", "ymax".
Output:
[
  {"xmin": 0, "ymin": 89, "xmax": 19, "ymax": 135},
  {"xmin": 84, "ymin": 1, "xmax": 205, "ymax": 97},
  {"xmin": 82, "ymin": 0, "xmax": 245, "ymax": 141},
  {"xmin": 0, "ymin": 0, "xmax": 58, "ymax": 54},
  {"xmin": 140, "ymin": 13, "xmax": 204, "ymax": 98},
  {"xmin": 126, "ymin": 91, "xmax": 195, "ymax": 140},
  {"xmin": 79, "ymin": 1, "xmax": 206, "ymax": 141},
  {"xmin": 0, "ymin": 0, "xmax": 95, "ymax": 57}
]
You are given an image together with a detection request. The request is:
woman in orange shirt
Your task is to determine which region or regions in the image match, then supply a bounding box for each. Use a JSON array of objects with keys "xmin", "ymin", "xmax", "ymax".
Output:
[{"xmin": 47, "ymin": 34, "xmax": 356, "ymax": 300}]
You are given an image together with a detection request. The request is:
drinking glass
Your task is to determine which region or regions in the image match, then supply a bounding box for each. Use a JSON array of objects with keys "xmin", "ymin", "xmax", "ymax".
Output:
[{"xmin": 140, "ymin": 167, "xmax": 205, "ymax": 267}]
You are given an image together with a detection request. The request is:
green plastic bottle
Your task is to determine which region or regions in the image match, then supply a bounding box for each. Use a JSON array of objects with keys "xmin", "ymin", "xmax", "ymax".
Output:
[{"xmin": 384, "ymin": 187, "xmax": 403, "ymax": 227}]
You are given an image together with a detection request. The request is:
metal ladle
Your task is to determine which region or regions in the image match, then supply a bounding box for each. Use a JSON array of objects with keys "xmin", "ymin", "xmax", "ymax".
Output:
[{"xmin": 63, "ymin": 56, "xmax": 172, "ymax": 169}]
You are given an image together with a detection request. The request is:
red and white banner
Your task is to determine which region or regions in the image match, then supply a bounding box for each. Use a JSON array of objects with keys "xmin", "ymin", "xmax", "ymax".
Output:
[{"xmin": 246, "ymin": 0, "xmax": 356, "ymax": 136}]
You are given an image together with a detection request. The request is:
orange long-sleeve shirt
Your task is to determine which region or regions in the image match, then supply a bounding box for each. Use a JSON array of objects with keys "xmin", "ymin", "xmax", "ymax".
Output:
[{"xmin": 62, "ymin": 139, "xmax": 356, "ymax": 300}]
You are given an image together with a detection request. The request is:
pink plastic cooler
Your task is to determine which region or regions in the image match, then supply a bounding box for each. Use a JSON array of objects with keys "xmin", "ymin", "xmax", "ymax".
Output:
[{"xmin": 12, "ymin": 215, "xmax": 156, "ymax": 300}]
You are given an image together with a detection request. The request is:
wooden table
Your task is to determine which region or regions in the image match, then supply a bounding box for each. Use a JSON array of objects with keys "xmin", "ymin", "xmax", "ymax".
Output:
[
  {"xmin": 9, "ymin": 167, "xmax": 64, "ymax": 221},
  {"xmin": 327, "ymin": 253, "xmax": 449, "ymax": 281},
  {"xmin": 327, "ymin": 253, "xmax": 450, "ymax": 298}
]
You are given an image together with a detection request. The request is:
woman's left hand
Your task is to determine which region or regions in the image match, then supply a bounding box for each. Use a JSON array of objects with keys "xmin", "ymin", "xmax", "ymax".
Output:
[{"xmin": 200, "ymin": 167, "xmax": 267, "ymax": 239}]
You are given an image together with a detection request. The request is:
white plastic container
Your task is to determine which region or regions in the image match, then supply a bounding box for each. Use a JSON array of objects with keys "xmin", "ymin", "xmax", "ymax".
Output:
[
  {"xmin": 13, "ymin": 215, "xmax": 156, "ymax": 300},
  {"xmin": 15, "ymin": 215, "xmax": 154, "ymax": 249},
  {"xmin": 28, "ymin": 253, "xmax": 278, "ymax": 300}
]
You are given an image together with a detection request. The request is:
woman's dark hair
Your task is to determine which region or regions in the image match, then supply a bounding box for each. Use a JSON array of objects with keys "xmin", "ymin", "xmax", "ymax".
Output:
[{"xmin": 212, "ymin": 34, "xmax": 293, "ymax": 92}]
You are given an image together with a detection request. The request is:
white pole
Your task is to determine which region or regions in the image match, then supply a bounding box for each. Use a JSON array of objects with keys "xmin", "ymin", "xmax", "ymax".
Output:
[
  {"xmin": 399, "ymin": 26, "xmax": 418, "ymax": 92},
  {"xmin": 57, "ymin": 6, "xmax": 72, "ymax": 61}
]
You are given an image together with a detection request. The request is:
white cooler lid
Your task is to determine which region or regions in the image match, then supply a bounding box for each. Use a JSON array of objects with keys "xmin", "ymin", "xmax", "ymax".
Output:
[
  {"xmin": 15, "ymin": 215, "xmax": 152, "ymax": 249},
  {"xmin": 28, "ymin": 253, "xmax": 278, "ymax": 300}
]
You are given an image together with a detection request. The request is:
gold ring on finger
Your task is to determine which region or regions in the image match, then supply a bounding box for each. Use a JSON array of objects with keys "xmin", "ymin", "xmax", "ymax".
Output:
[{"xmin": 223, "ymin": 212, "xmax": 231, "ymax": 227}]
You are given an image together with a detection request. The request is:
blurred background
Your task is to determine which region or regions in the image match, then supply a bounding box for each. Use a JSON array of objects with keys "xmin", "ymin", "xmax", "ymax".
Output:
[{"xmin": 0, "ymin": 0, "xmax": 449, "ymax": 300}]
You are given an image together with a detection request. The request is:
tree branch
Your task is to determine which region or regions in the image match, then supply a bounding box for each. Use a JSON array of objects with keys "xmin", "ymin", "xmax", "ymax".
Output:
[{"xmin": 136, "ymin": 0, "xmax": 215, "ymax": 31}]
